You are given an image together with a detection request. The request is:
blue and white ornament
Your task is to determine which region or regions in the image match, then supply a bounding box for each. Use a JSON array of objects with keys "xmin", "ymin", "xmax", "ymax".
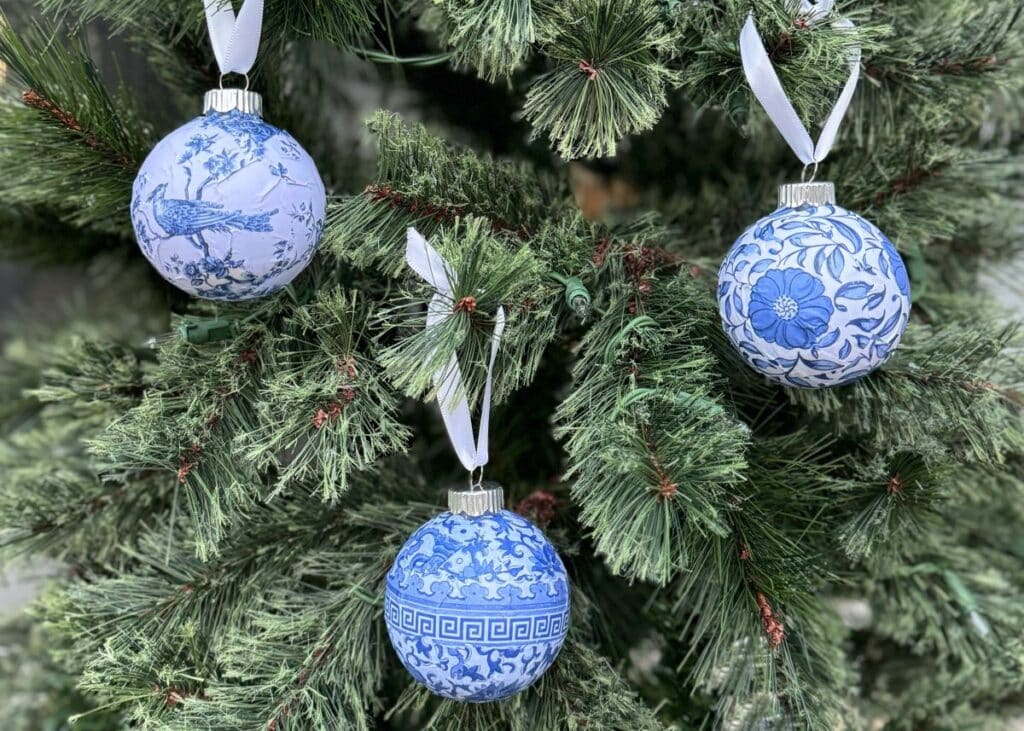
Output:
[
  {"xmin": 718, "ymin": 182, "xmax": 911, "ymax": 388},
  {"xmin": 385, "ymin": 486, "xmax": 570, "ymax": 702},
  {"xmin": 131, "ymin": 90, "xmax": 325, "ymax": 301}
]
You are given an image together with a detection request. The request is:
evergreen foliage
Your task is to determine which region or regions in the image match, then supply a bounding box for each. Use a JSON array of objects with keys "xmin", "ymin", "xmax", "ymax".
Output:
[{"xmin": 0, "ymin": 0, "xmax": 1022, "ymax": 729}]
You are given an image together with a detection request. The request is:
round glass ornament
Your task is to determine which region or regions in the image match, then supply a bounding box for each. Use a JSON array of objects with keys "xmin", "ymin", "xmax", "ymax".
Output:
[
  {"xmin": 131, "ymin": 89, "xmax": 325, "ymax": 301},
  {"xmin": 717, "ymin": 182, "xmax": 911, "ymax": 388},
  {"xmin": 384, "ymin": 486, "xmax": 570, "ymax": 702}
]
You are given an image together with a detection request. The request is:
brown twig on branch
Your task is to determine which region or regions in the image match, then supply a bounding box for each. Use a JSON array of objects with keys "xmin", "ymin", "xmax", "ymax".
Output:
[
  {"xmin": 931, "ymin": 55, "xmax": 998, "ymax": 75},
  {"xmin": 177, "ymin": 443, "xmax": 202, "ymax": 483},
  {"xmin": 312, "ymin": 388, "xmax": 356, "ymax": 429},
  {"xmin": 756, "ymin": 591, "xmax": 786, "ymax": 649},
  {"xmin": 888, "ymin": 473, "xmax": 904, "ymax": 494},
  {"xmin": 158, "ymin": 684, "xmax": 208, "ymax": 707},
  {"xmin": 578, "ymin": 60, "xmax": 601, "ymax": 81},
  {"xmin": 21, "ymin": 89, "xmax": 133, "ymax": 167},
  {"xmin": 769, "ymin": 32, "xmax": 797, "ymax": 62},
  {"xmin": 364, "ymin": 184, "xmax": 531, "ymax": 239},
  {"xmin": 736, "ymin": 541, "xmax": 785, "ymax": 649},
  {"xmin": 867, "ymin": 55, "xmax": 1000, "ymax": 81}
]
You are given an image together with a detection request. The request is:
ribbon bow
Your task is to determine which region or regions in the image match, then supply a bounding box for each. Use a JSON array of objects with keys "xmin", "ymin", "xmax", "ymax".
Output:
[
  {"xmin": 406, "ymin": 227, "xmax": 506, "ymax": 476},
  {"xmin": 740, "ymin": 0, "xmax": 860, "ymax": 169},
  {"xmin": 204, "ymin": 0, "xmax": 265, "ymax": 77}
]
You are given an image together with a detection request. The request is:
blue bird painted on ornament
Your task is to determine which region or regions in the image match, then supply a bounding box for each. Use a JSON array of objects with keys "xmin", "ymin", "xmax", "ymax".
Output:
[{"xmin": 147, "ymin": 183, "xmax": 277, "ymax": 238}]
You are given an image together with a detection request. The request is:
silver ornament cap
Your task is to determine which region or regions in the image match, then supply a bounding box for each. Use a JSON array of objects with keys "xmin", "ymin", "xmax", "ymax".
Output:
[
  {"xmin": 448, "ymin": 485, "xmax": 504, "ymax": 516},
  {"xmin": 203, "ymin": 88, "xmax": 263, "ymax": 117},
  {"xmin": 779, "ymin": 181, "xmax": 836, "ymax": 208}
]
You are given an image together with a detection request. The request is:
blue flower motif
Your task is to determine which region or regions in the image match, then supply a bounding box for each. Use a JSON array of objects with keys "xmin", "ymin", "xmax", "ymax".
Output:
[
  {"xmin": 201, "ymin": 256, "xmax": 229, "ymax": 277},
  {"xmin": 186, "ymin": 134, "xmax": 215, "ymax": 154},
  {"xmin": 532, "ymin": 543, "xmax": 563, "ymax": 575},
  {"xmin": 177, "ymin": 134, "xmax": 216, "ymax": 163},
  {"xmin": 270, "ymin": 162, "xmax": 287, "ymax": 177},
  {"xmin": 203, "ymin": 149, "xmax": 239, "ymax": 179},
  {"xmin": 183, "ymin": 262, "xmax": 201, "ymax": 279},
  {"xmin": 749, "ymin": 268, "xmax": 834, "ymax": 349},
  {"xmin": 882, "ymin": 240, "xmax": 910, "ymax": 298}
]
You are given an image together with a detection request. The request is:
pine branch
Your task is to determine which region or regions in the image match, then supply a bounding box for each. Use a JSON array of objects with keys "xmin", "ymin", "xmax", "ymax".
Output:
[
  {"xmin": 328, "ymin": 111, "xmax": 571, "ymax": 274},
  {"xmin": 0, "ymin": 617, "xmax": 120, "ymax": 731},
  {"xmin": 670, "ymin": 435, "xmax": 855, "ymax": 730},
  {"xmin": 523, "ymin": 0, "xmax": 679, "ymax": 159},
  {"xmin": 0, "ymin": 16, "xmax": 149, "ymax": 233},
  {"xmin": 426, "ymin": 0, "xmax": 540, "ymax": 82},
  {"xmin": 91, "ymin": 334, "xmax": 267, "ymax": 560},
  {"xmin": 789, "ymin": 320, "xmax": 1024, "ymax": 462},
  {"xmin": 558, "ymin": 273, "xmax": 749, "ymax": 584},
  {"xmin": 20, "ymin": 89, "xmax": 133, "ymax": 168},
  {"xmin": 238, "ymin": 288, "xmax": 410, "ymax": 499}
]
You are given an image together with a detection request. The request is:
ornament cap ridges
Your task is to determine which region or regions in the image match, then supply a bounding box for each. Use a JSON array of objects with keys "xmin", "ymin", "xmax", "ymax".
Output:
[
  {"xmin": 779, "ymin": 181, "xmax": 836, "ymax": 208},
  {"xmin": 203, "ymin": 88, "xmax": 263, "ymax": 117},
  {"xmin": 448, "ymin": 485, "xmax": 504, "ymax": 516}
]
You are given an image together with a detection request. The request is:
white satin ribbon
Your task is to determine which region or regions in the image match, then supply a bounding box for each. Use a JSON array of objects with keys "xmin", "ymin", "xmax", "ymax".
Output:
[
  {"xmin": 793, "ymin": 0, "xmax": 834, "ymax": 22},
  {"xmin": 406, "ymin": 227, "xmax": 506, "ymax": 474},
  {"xmin": 740, "ymin": 1, "xmax": 859, "ymax": 166},
  {"xmin": 204, "ymin": 0, "xmax": 265, "ymax": 76}
]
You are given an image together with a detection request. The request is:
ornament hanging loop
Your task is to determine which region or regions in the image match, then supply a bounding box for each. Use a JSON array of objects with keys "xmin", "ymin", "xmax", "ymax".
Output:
[
  {"xmin": 204, "ymin": 0, "xmax": 265, "ymax": 78},
  {"xmin": 795, "ymin": 0, "xmax": 836, "ymax": 22},
  {"xmin": 405, "ymin": 227, "xmax": 506, "ymax": 477},
  {"xmin": 801, "ymin": 161, "xmax": 819, "ymax": 184},
  {"xmin": 218, "ymin": 72, "xmax": 251, "ymax": 91},
  {"xmin": 739, "ymin": 8, "xmax": 860, "ymax": 167}
]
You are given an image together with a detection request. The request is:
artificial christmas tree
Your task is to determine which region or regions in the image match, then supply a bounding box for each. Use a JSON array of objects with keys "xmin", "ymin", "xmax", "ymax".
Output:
[{"xmin": 0, "ymin": 0, "xmax": 1022, "ymax": 729}]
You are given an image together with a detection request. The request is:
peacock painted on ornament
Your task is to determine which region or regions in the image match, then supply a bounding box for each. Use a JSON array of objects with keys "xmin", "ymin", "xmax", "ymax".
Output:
[{"xmin": 147, "ymin": 183, "xmax": 277, "ymax": 238}]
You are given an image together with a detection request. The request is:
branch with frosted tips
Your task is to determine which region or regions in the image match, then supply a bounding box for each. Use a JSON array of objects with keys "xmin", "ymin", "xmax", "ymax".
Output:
[{"xmin": 556, "ymin": 278, "xmax": 750, "ymax": 584}]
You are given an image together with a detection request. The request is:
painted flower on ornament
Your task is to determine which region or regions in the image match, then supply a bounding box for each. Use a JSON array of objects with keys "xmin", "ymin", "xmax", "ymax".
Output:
[
  {"xmin": 749, "ymin": 268, "xmax": 834, "ymax": 349},
  {"xmin": 204, "ymin": 149, "xmax": 239, "ymax": 179},
  {"xmin": 201, "ymin": 256, "xmax": 229, "ymax": 278},
  {"xmin": 178, "ymin": 134, "xmax": 215, "ymax": 163},
  {"xmin": 532, "ymin": 543, "xmax": 563, "ymax": 576},
  {"xmin": 882, "ymin": 240, "xmax": 911, "ymax": 298}
]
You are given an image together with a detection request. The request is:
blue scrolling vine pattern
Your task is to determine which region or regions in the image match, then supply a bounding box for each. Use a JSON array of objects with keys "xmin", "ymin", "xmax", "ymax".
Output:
[
  {"xmin": 717, "ymin": 204, "xmax": 911, "ymax": 388},
  {"xmin": 131, "ymin": 110, "xmax": 325, "ymax": 301},
  {"xmin": 385, "ymin": 510, "xmax": 570, "ymax": 702}
]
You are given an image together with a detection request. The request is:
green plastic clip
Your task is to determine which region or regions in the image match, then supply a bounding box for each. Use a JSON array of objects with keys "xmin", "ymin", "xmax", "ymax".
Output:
[
  {"xmin": 562, "ymin": 276, "xmax": 591, "ymax": 318},
  {"xmin": 177, "ymin": 318, "xmax": 238, "ymax": 345},
  {"xmin": 548, "ymin": 273, "xmax": 592, "ymax": 321}
]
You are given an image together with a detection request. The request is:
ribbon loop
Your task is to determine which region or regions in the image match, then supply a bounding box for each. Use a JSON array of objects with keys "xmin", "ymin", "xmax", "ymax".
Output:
[
  {"xmin": 407, "ymin": 228, "xmax": 505, "ymax": 475},
  {"xmin": 794, "ymin": 0, "xmax": 835, "ymax": 22},
  {"xmin": 739, "ymin": 6, "xmax": 860, "ymax": 166},
  {"xmin": 204, "ymin": 0, "xmax": 265, "ymax": 76}
]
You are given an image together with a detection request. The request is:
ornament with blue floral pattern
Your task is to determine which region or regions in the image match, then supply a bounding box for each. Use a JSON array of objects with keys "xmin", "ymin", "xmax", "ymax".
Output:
[
  {"xmin": 131, "ymin": 90, "xmax": 325, "ymax": 301},
  {"xmin": 717, "ymin": 182, "xmax": 911, "ymax": 388},
  {"xmin": 384, "ymin": 486, "xmax": 570, "ymax": 702}
]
